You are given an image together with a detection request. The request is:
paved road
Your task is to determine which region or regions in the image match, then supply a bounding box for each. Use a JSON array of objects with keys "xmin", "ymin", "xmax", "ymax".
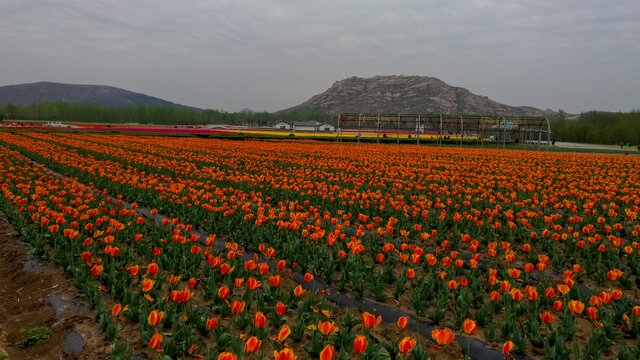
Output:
[{"xmin": 554, "ymin": 141, "xmax": 638, "ymax": 152}]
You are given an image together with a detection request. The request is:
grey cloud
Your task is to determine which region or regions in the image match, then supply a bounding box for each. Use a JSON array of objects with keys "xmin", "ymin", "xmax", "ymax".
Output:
[{"xmin": 1, "ymin": 0, "xmax": 639, "ymax": 112}]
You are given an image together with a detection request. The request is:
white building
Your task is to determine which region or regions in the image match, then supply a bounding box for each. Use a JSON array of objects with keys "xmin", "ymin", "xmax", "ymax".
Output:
[
  {"xmin": 292, "ymin": 121, "xmax": 320, "ymax": 132},
  {"xmin": 205, "ymin": 124, "xmax": 229, "ymax": 129},
  {"xmin": 317, "ymin": 123, "xmax": 335, "ymax": 132},
  {"xmin": 273, "ymin": 121, "xmax": 291, "ymax": 130}
]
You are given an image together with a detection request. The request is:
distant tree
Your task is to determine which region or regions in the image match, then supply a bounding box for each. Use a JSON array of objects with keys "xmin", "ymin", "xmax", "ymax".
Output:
[{"xmin": 5, "ymin": 104, "xmax": 17, "ymax": 119}]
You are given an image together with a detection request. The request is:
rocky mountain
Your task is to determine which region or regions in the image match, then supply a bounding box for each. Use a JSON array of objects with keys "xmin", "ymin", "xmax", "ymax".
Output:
[
  {"xmin": 283, "ymin": 75, "xmax": 555, "ymax": 117},
  {"xmin": 0, "ymin": 82, "xmax": 198, "ymax": 109}
]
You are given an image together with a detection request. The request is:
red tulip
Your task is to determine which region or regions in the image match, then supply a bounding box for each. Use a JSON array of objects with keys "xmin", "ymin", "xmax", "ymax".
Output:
[
  {"xmin": 397, "ymin": 316, "xmax": 409, "ymax": 330},
  {"xmin": 503, "ymin": 340, "xmax": 514, "ymax": 355},
  {"xmin": 254, "ymin": 312, "xmax": 266, "ymax": 328},
  {"xmin": 269, "ymin": 275, "xmax": 282, "ymax": 287},
  {"xmin": 148, "ymin": 332, "xmax": 162, "ymax": 351},
  {"xmin": 463, "ymin": 318, "xmax": 476, "ymax": 335},
  {"xmin": 353, "ymin": 335, "xmax": 367, "ymax": 353},
  {"xmin": 218, "ymin": 286, "xmax": 230, "ymax": 299},
  {"xmin": 206, "ymin": 317, "xmax": 218, "ymax": 330},
  {"xmin": 539, "ymin": 311, "xmax": 555, "ymax": 324},
  {"xmin": 276, "ymin": 301, "xmax": 287, "ymax": 316},
  {"xmin": 553, "ymin": 300, "xmax": 563, "ymax": 311}
]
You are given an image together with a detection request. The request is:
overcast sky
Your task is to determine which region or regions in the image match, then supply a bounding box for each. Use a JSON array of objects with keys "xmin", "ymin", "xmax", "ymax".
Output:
[{"xmin": 1, "ymin": 0, "xmax": 638, "ymax": 113}]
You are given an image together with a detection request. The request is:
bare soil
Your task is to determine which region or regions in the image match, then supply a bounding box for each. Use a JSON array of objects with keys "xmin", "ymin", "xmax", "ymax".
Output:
[{"xmin": 0, "ymin": 212, "xmax": 111, "ymax": 359}]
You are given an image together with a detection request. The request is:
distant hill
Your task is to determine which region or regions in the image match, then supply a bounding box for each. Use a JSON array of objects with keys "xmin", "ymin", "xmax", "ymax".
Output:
[
  {"xmin": 0, "ymin": 82, "xmax": 199, "ymax": 109},
  {"xmin": 282, "ymin": 75, "xmax": 556, "ymax": 117}
]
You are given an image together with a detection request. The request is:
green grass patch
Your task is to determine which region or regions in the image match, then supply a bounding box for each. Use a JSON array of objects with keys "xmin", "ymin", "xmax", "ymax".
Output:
[{"xmin": 19, "ymin": 326, "xmax": 53, "ymax": 348}]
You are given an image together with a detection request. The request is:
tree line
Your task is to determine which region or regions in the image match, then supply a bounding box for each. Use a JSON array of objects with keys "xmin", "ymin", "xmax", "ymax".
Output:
[
  {"xmin": 2, "ymin": 102, "xmax": 639, "ymax": 145},
  {"xmin": 0, "ymin": 102, "xmax": 333, "ymax": 126},
  {"xmin": 550, "ymin": 110, "xmax": 640, "ymax": 145}
]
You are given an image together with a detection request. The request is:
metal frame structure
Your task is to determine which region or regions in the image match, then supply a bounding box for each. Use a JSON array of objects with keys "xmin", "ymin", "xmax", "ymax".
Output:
[{"xmin": 336, "ymin": 113, "xmax": 551, "ymax": 147}]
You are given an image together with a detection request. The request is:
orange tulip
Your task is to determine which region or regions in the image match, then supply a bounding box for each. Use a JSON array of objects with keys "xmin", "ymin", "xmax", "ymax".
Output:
[
  {"xmin": 230, "ymin": 300, "xmax": 246, "ymax": 315},
  {"xmin": 362, "ymin": 312, "xmax": 382, "ymax": 329},
  {"xmin": 244, "ymin": 336, "xmax": 261, "ymax": 354},
  {"xmin": 277, "ymin": 324, "xmax": 291, "ymax": 342},
  {"xmin": 170, "ymin": 288, "xmax": 194, "ymax": 303},
  {"xmin": 90, "ymin": 264, "xmax": 104, "ymax": 276},
  {"xmin": 553, "ymin": 300, "xmax": 563, "ymax": 311},
  {"xmin": 557, "ymin": 284, "xmax": 570, "ymax": 295},
  {"xmin": 568, "ymin": 300, "xmax": 585, "ymax": 315},
  {"xmin": 206, "ymin": 317, "xmax": 218, "ymax": 330},
  {"xmin": 612, "ymin": 289, "xmax": 623, "ymax": 300},
  {"xmin": 503, "ymin": 340, "xmax": 514, "ymax": 355},
  {"xmin": 276, "ymin": 301, "xmax": 287, "ymax": 316},
  {"xmin": 510, "ymin": 288, "xmax": 523, "ymax": 301},
  {"xmin": 432, "ymin": 329, "xmax": 454, "ymax": 346},
  {"xmin": 246, "ymin": 277, "xmax": 262, "ymax": 290},
  {"xmin": 254, "ymin": 312, "xmax": 266, "ymax": 328},
  {"xmin": 148, "ymin": 310, "xmax": 163, "ymax": 326},
  {"xmin": 607, "ymin": 269, "xmax": 623, "ymax": 281},
  {"xmin": 146, "ymin": 262, "xmax": 158, "ymax": 277},
  {"xmin": 293, "ymin": 285, "xmax": 305, "ymax": 297},
  {"xmin": 273, "ymin": 348, "xmax": 296, "ymax": 360},
  {"xmin": 463, "ymin": 318, "xmax": 476, "ymax": 335},
  {"xmin": 318, "ymin": 320, "xmax": 339, "ymax": 336},
  {"xmin": 319, "ymin": 344, "xmax": 334, "ymax": 360},
  {"xmin": 544, "ymin": 287, "xmax": 555, "ymax": 298},
  {"xmin": 353, "ymin": 335, "xmax": 367, "ymax": 354},
  {"xmin": 220, "ymin": 263, "xmax": 235, "ymax": 274},
  {"xmin": 539, "ymin": 311, "xmax": 555, "ymax": 324},
  {"xmin": 142, "ymin": 278, "xmax": 155, "ymax": 292},
  {"xmin": 407, "ymin": 268, "xmax": 415, "ymax": 279},
  {"xmin": 397, "ymin": 316, "xmax": 409, "ymax": 330},
  {"xmin": 398, "ymin": 336, "xmax": 417, "ymax": 354},
  {"xmin": 148, "ymin": 332, "xmax": 162, "ymax": 351},
  {"xmin": 218, "ymin": 286, "xmax": 230, "ymax": 299},
  {"xmin": 169, "ymin": 274, "xmax": 181, "ymax": 285},
  {"xmin": 447, "ymin": 279, "xmax": 458, "ymax": 290},
  {"xmin": 269, "ymin": 275, "xmax": 282, "ymax": 287},
  {"xmin": 218, "ymin": 352, "xmax": 238, "ymax": 360}
]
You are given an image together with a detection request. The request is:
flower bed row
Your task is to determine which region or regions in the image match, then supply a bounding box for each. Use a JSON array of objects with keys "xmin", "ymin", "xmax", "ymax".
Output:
[
  {"xmin": 2, "ymin": 132, "xmax": 640, "ymax": 358},
  {"xmin": 0, "ymin": 141, "xmax": 469, "ymax": 359}
]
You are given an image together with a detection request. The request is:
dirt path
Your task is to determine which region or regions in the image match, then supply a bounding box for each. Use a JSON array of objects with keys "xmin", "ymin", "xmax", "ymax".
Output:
[{"xmin": 0, "ymin": 212, "xmax": 111, "ymax": 359}]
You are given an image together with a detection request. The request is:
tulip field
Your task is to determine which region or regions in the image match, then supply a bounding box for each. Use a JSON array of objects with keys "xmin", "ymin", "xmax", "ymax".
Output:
[{"xmin": 1, "ymin": 131, "xmax": 640, "ymax": 360}]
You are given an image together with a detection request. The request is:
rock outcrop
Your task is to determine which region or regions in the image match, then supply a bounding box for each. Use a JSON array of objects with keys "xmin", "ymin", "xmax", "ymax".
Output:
[{"xmin": 283, "ymin": 75, "xmax": 555, "ymax": 117}]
